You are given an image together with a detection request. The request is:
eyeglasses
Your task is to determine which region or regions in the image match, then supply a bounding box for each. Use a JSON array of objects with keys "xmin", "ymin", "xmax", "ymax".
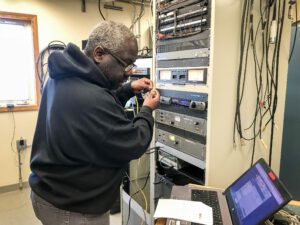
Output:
[{"xmin": 101, "ymin": 47, "xmax": 136, "ymax": 72}]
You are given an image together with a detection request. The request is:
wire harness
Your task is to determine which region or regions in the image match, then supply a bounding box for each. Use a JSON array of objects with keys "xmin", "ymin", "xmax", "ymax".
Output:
[
  {"xmin": 233, "ymin": 0, "xmax": 292, "ymax": 167},
  {"xmin": 36, "ymin": 41, "xmax": 66, "ymax": 93}
]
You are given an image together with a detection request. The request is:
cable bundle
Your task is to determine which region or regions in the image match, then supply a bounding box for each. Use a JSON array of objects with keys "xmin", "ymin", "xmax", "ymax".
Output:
[
  {"xmin": 233, "ymin": 0, "xmax": 291, "ymax": 166},
  {"xmin": 130, "ymin": 0, "xmax": 146, "ymax": 30},
  {"xmin": 36, "ymin": 41, "xmax": 66, "ymax": 93}
]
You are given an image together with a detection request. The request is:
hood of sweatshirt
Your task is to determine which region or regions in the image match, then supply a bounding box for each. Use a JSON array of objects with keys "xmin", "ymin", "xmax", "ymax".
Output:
[{"xmin": 48, "ymin": 43, "xmax": 112, "ymax": 89}]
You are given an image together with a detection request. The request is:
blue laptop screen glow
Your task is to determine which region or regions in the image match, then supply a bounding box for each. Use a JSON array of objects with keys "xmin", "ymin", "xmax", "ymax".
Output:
[{"xmin": 228, "ymin": 163, "xmax": 284, "ymax": 225}]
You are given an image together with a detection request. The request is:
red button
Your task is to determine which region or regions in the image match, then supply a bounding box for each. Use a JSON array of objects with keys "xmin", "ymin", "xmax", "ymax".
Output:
[{"xmin": 268, "ymin": 171, "xmax": 276, "ymax": 180}]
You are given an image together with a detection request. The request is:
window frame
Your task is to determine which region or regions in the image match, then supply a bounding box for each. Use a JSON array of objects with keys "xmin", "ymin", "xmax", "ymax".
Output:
[{"xmin": 0, "ymin": 11, "xmax": 40, "ymax": 113}]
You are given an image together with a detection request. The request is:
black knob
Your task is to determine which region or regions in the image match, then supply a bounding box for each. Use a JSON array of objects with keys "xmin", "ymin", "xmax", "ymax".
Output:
[{"xmin": 190, "ymin": 101, "xmax": 196, "ymax": 108}]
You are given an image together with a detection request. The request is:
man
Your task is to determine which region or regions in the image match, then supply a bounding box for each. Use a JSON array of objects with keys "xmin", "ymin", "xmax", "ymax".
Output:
[{"xmin": 29, "ymin": 21, "xmax": 160, "ymax": 225}]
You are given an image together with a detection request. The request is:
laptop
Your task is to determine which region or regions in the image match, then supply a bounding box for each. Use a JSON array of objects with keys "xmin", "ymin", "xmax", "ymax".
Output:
[{"xmin": 168, "ymin": 158, "xmax": 292, "ymax": 225}]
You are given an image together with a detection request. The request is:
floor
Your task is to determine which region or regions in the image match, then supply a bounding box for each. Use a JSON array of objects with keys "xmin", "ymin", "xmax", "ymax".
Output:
[{"xmin": 0, "ymin": 187, "xmax": 122, "ymax": 225}]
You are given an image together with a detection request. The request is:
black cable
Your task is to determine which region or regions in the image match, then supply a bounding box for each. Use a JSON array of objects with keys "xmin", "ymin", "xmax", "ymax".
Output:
[
  {"xmin": 243, "ymin": 0, "xmax": 264, "ymax": 137},
  {"xmin": 234, "ymin": 0, "xmax": 288, "ymax": 166},
  {"xmin": 236, "ymin": 32, "xmax": 254, "ymax": 140},
  {"xmin": 234, "ymin": 1, "xmax": 268, "ymax": 140},
  {"xmin": 234, "ymin": 0, "xmax": 253, "ymax": 142},
  {"xmin": 235, "ymin": 0, "xmax": 250, "ymax": 140},
  {"xmin": 268, "ymin": 0, "xmax": 276, "ymax": 7},
  {"xmin": 249, "ymin": 2, "xmax": 262, "ymax": 164},
  {"xmin": 262, "ymin": 4, "xmax": 276, "ymax": 120},
  {"xmin": 159, "ymin": 29, "xmax": 207, "ymax": 40},
  {"xmin": 252, "ymin": 0, "xmax": 266, "ymax": 141},
  {"xmin": 234, "ymin": 0, "xmax": 248, "ymax": 142},
  {"xmin": 266, "ymin": 0, "xmax": 281, "ymax": 165},
  {"xmin": 147, "ymin": 146, "xmax": 160, "ymax": 151},
  {"xmin": 259, "ymin": 1, "xmax": 281, "ymax": 166},
  {"xmin": 123, "ymin": 114, "xmax": 156, "ymax": 223},
  {"xmin": 98, "ymin": 0, "xmax": 106, "ymax": 21},
  {"xmin": 272, "ymin": 1, "xmax": 277, "ymax": 21},
  {"xmin": 258, "ymin": 0, "xmax": 266, "ymax": 140},
  {"xmin": 261, "ymin": 3, "xmax": 273, "ymax": 115},
  {"xmin": 145, "ymin": 150, "xmax": 157, "ymax": 155},
  {"xmin": 36, "ymin": 41, "xmax": 66, "ymax": 94},
  {"xmin": 245, "ymin": 1, "xmax": 263, "ymax": 133},
  {"xmin": 268, "ymin": 0, "xmax": 286, "ymax": 167},
  {"xmin": 288, "ymin": 0, "xmax": 298, "ymax": 62},
  {"xmin": 125, "ymin": 171, "xmax": 150, "ymax": 225},
  {"xmin": 130, "ymin": 0, "xmax": 145, "ymax": 30},
  {"xmin": 145, "ymin": 146, "xmax": 160, "ymax": 154},
  {"xmin": 138, "ymin": 47, "xmax": 152, "ymax": 57},
  {"xmin": 245, "ymin": 2, "xmax": 271, "ymax": 165},
  {"xmin": 263, "ymin": 0, "xmax": 281, "ymax": 128},
  {"xmin": 9, "ymin": 109, "xmax": 16, "ymax": 154},
  {"xmin": 270, "ymin": 2, "xmax": 279, "ymax": 89}
]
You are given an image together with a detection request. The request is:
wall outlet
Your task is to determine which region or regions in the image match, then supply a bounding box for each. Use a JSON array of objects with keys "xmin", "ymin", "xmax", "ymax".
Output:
[{"xmin": 16, "ymin": 138, "xmax": 27, "ymax": 151}]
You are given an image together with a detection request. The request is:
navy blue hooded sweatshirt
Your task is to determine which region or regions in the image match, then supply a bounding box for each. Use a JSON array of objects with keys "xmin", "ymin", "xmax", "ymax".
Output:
[{"xmin": 29, "ymin": 43, "xmax": 154, "ymax": 214}]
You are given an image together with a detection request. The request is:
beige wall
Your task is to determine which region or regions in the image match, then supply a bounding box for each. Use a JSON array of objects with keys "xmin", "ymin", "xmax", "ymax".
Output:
[
  {"xmin": 0, "ymin": 0, "xmax": 151, "ymax": 187},
  {"xmin": 207, "ymin": 0, "xmax": 293, "ymax": 188}
]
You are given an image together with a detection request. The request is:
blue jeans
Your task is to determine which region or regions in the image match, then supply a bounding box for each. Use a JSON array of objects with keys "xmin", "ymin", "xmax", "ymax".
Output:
[{"xmin": 31, "ymin": 191, "xmax": 110, "ymax": 225}]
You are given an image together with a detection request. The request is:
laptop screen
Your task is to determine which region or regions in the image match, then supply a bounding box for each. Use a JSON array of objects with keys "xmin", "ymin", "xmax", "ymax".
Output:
[{"xmin": 225, "ymin": 158, "xmax": 292, "ymax": 225}]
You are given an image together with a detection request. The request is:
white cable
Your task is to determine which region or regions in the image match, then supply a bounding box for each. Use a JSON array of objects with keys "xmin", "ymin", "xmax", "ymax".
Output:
[{"xmin": 275, "ymin": 209, "xmax": 300, "ymax": 224}]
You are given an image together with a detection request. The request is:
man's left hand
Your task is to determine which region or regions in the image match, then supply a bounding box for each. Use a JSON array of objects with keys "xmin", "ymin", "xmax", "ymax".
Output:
[{"xmin": 131, "ymin": 78, "xmax": 153, "ymax": 93}]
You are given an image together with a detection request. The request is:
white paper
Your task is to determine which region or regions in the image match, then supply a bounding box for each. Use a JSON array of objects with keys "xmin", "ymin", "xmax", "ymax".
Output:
[{"xmin": 154, "ymin": 199, "xmax": 213, "ymax": 225}]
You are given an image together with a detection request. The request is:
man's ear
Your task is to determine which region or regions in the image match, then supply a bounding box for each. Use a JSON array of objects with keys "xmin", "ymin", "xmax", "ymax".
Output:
[{"xmin": 93, "ymin": 46, "xmax": 105, "ymax": 64}]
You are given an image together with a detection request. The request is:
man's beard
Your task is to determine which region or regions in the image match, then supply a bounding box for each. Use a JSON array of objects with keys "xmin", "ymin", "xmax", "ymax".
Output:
[{"xmin": 99, "ymin": 64, "xmax": 124, "ymax": 89}]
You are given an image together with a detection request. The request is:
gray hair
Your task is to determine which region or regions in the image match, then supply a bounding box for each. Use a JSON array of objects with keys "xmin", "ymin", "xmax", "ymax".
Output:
[{"xmin": 84, "ymin": 21, "xmax": 136, "ymax": 57}]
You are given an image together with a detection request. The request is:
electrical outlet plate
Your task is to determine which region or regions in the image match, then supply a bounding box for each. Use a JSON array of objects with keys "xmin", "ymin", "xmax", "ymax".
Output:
[{"xmin": 16, "ymin": 139, "xmax": 27, "ymax": 151}]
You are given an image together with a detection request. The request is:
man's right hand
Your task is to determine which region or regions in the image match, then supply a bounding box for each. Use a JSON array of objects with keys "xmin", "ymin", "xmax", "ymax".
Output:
[{"xmin": 143, "ymin": 89, "xmax": 160, "ymax": 110}]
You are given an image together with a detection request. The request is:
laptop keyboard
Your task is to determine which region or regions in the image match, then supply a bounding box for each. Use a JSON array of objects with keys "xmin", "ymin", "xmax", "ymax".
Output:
[{"xmin": 191, "ymin": 189, "xmax": 223, "ymax": 225}]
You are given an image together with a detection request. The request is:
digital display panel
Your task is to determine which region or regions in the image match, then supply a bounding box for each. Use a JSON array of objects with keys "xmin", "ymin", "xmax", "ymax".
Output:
[{"xmin": 228, "ymin": 163, "xmax": 285, "ymax": 225}]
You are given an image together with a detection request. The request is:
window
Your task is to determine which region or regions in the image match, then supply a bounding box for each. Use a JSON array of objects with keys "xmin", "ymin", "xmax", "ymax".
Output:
[{"xmin": 0, "ymin": 11, "xmax": 40, "ymax": 112}]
